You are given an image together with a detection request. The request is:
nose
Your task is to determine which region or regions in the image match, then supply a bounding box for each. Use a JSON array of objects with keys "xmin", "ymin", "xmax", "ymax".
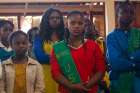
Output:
[
  {"xmin": 19, "ymin": 43, "xmax": 26, "ymax": 49},
  {"xmin": 74, "ymin": 23, "xmax": 80, "ymax": 29}
]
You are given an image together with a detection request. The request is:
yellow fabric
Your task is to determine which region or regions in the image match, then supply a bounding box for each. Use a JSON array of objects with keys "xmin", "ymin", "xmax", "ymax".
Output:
[
  {"xmin": 96, "ymin": 38, "xmax": 110, "ymax": 88},
  {"xmin": 96, "ymin": 38, "xmax": 104, "ymax": 54},
  {"xmin": 103, "ymin": 72, "xmax": 110, "ymax": 88},
  {"xmin": 43, "ymin": 41, "xmax": 53, "ymax": 55},
  {"xmin": 14, "ymin": 64, "xmax": 27, "ymax": 93},
  {"xmin": 43, "ymin": 41, "xmax": 58, "ymax": 93},
  {"xmin": 43, "ymin": 64, "xmax": 58, "ymax": 93}
]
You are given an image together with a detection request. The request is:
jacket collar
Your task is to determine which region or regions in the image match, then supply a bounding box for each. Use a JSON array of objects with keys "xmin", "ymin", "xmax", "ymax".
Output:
[{"xmin": 3, "ymin": 57, "xmax": 36, "ymax": 65}]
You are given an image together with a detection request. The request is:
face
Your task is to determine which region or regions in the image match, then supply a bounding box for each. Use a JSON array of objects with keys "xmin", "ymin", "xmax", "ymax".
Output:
[
  {"xmin": 11, "ymin": 35, "xmax": 29, "ymax": 56},
  {"xmin": 67, "ymin": 14, "xmax": 85, "ymax": 36},
  {"xmin": 49, "ymin": 11, "xmax": 61, "ymax": 29},
  {"xmin": 0, "ymin": 23, "xmax": 13, "ymax": 42},
  {"xmin": 118, "ymin": 8, "xmax": 134, "ymax": 27}
]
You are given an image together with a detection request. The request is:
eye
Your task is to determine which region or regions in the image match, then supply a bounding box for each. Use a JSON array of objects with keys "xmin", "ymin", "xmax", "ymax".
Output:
[
  {"xmin": 78, "ymin": 22, "xmax": 83, "ymax": 25},
  {"xmin": 49, "ymin": 16, "xmax": 61, "ymax": 20},
  {"xmin": 70, "ymin": 21, "xmax": 76, "ymax": 25}
]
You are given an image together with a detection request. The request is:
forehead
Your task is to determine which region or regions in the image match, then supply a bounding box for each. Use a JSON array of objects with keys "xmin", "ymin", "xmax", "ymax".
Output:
[
  {"xmin": 12, "ymin": 34, "xmax": 28, "ymax": 42},
  {"xmin": 118, "ymin": 7, "xmax": 134, "ymax": 14},
  {"xmin": 68, "ymin": 14, "xmax": 84, "ymax": 21},
  {"xmin": 50, "ymin": 11, "xmax": 60, "ymax": 17}
]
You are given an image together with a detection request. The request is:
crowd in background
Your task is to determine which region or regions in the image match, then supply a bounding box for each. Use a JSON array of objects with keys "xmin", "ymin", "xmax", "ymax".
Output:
[{"xmin": 0, "ymin": 1, "xmax": 140, "ymax": 93}]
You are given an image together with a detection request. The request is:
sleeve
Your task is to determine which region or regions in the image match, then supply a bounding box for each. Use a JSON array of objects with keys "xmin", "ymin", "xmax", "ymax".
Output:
[
  {"xmin": 34, "ymin": 63, "xmax": 45, "ymax": 93},
  {"xmin": 0, "ymin": 48, "xmax": 13, "ymax": 61},
  {"xmin": 106, "ymin": 33, "xmax": 134, "ymax": 71},
  {"xmin": 33, "ymin": 36, "xmax": 50, "ymax": 63},
  {"xmin": 0, "ymin": 65, "xmax": 6, "ymax": 93},
  {"xmin": 94, "ymin": 43, "xmax": 106, "ymax": 73},
  {"xmin": 50, "ymin": 49, "xmax": 62, "ymax": 79}
]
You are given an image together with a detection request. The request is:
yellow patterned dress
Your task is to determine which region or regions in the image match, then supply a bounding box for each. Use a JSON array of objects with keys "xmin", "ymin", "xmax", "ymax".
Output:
[
  {"xmin": 14, "ymin": 64, "xmax": 27, "ymax": 93},
  {"xmin": 43, "ymin": 41, "xmax": 58, "ymax": 93}
]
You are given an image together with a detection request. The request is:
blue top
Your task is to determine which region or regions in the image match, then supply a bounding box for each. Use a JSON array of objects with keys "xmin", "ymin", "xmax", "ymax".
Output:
[
  {"xmin": 0, "ymin": 42, "xmax": 13, "ymax": 61},
  {"xmin": 106, "ymin": 28, "xmax": 140, "ymax": 79},
  {"xmin": 0, "ymin": 48, "xmax": 13, "ymax": 61},
  {"xmin": 33, "ymin": 35, "xmax": 50, "ymax": 64}
]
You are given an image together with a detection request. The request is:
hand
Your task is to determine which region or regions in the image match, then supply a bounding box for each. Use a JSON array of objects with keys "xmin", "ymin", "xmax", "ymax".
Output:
[{"xmin": 69, "ymin": 83, "xmax": 90, "ymax": 92}]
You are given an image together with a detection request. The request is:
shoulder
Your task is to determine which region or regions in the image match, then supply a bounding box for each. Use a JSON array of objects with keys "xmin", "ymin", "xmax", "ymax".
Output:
[
  {"xmin": 2, "ymin": 58, "xmax": 13, "ymax": 65},
  {"xmin": 0, "ymin": 42, "xmax": 4, "ymax": 48},
  {"xmin": 132, "ymin": 27, "xmax": 140, "ymax": 30},
  {"xmin": 34, "ymin": 35, "xmax": 43, "ymax": 42},
  {"xmin": 131, "ymin": 27, "xmax": 140, "ymax": 33},
  {"xmin": 28, "ymin": 57, "xmax": 42, "ymax": 66},
  {"xmin": 84, "ymin": 39, "xmax": 99, "ymax": 50},
  {"xmin": 53, "ymin": 40, "xmax": 65, "ymax": 48},
  {"xmin": 107, "ymin": 29, "xmax": 118, "ymax": 37},
  {"xmin": 106, "ymin": 29, "xmax": 120, "ymax": 41}
]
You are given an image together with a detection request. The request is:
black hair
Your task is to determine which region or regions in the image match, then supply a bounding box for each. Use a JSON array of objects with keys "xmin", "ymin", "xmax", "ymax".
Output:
[
  {"xmin": 39, "ymin": 8, "xmax": 65, "ymax": 41},
  {"xmin": 65, "ymin": 11, "xmax": 85, "ymax": 44},
  {"xmin": 0, "ymin": 19, "xmax": 14, "ymax": 30},
  {"xmin": 84, "ymin": 18, "xmax": 99, "ymax": 40},
  {"xmin": 116, "ymin": 0, "xmax": 134, "ymax": 16},
  {"xmin": 8, "ymin": 30, "xmax": 28, "ymax": 46},
  {"xmin": 27, "ymin": 27, "xmax": 39, "ymax": 43},
  {"xmin": 67, "ymin": 11, "xmax": 84, "ymax": 19}
]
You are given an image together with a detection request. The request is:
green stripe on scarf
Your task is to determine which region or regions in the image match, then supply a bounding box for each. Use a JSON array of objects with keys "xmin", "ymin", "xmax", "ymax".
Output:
[
  {"xmin": 128, "ymin": 28, "xmax": 140, "ymax": 52},
  {"xmin": 53, "ymin": 41, "xmax": 81, "ymax": 84}
]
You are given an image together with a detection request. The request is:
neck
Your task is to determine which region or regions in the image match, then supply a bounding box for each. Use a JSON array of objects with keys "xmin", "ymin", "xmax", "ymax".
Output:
[
  {"xmin": 118, "ymin": 25, "xmax": 131, "ymax": 31},
  {"xmin": 12, "ymin": 55, "xmax": 28, "ymax": 64},
  {"xmin": 69, "ymin": 35, "xmax": 84, "ymax": 48},
  {"xmin": 70, "ymin": 35, "xmax": 83, "ymax": 42}
]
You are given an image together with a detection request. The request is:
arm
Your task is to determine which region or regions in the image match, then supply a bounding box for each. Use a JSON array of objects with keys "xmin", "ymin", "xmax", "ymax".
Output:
[
  {"xmin": 106, "ymin": 33, "xmax": 134, "ymax": 71},
  {"xmin": 34, "ymin": 63, "xmax": 45, "ymax": 93},
  {"xmin": 86, "ymin": 43, "xmax": 105, "ymax": 89},
  {"xmin": 33, "ymin": 36, "xmax": 50, "ymax": 63},
  {"xmin": 50, "ymin": 50, "xmax": 89, "ymax": 92}
]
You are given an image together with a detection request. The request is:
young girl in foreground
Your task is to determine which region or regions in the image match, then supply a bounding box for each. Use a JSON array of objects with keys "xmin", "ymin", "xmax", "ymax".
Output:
[
  {"xmin": 0, "ymin": 31, "xmax": 44, "ymax": 93},
  {"xmin": 51, "ymin": 11, "xmax": 105, "ymax": 93}
]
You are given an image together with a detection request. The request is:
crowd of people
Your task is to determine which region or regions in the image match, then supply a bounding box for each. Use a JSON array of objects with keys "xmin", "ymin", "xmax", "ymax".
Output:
[{"xmin": 0, "ymin": 1, "xmax": 139, "ymax": 93}]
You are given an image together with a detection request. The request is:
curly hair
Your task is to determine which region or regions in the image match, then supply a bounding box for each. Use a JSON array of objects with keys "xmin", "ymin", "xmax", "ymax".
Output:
[{"xmin": 39, "ymin": 8, "xmax": 65, "ymax": 41}]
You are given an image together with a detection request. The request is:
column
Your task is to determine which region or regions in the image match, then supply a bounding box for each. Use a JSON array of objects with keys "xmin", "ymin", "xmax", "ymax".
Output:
[{"xmin": 105, "ymin": 0, "xmax": 115, "ymax": 35}]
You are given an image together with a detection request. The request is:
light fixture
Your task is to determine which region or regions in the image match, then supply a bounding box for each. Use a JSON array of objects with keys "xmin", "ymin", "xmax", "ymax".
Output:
[
  {"xmin": 85, "ymin": 3, "xmax": 91, "ymax": 6},
  {"xmin": 100, "ymin": 2, "xmax": 104, "ymax": 6},
  {"xmin": 93, "ymin": 2, "xmax": 97, "ymax": 6}
]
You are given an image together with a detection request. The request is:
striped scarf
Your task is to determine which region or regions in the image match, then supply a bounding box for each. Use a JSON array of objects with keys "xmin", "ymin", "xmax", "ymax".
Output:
[{"xmin": 128, "ymin": 28, "xmax": 140, "ymax": 53}]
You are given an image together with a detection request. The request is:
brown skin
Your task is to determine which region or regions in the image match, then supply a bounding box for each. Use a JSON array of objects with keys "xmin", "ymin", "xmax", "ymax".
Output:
[
  {"xmin": 0, "ymin": 23, "xmax": 13, "ymax": 48},
  {"xmin": 49, "ymin": 11, "xmax": 61, "ymax": 42},
  {"xmin": 117, "ymin": 8, "xmax": 134, "ymax": 31},
  {"xmin": 54, "ymin": 14, "xmax": 104, "ymax": 92},
  {"xmin": 11, "ymin": 34, "xmax": 29, "ymax": 64},
  {"xmin": 49, "ymin": 11, "xmax": 61, "ymax": 29},
  {"xmin": 68, "ymin": 14, "xmax": 85, "ymax": 48}
]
